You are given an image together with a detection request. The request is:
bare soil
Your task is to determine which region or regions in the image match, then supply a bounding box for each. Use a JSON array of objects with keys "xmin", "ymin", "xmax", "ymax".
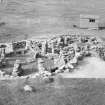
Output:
[
  {"xmin": 0, "ymin": 78, "xmax": 105, "ymax": 105},
  {"xmin": 61, "ymin": 56, "xmax": 105, "ymax": 78}
]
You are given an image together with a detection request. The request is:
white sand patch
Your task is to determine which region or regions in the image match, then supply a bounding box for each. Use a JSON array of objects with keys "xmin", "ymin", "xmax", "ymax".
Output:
[{"xmin": 61, "ymin": 57, "xmax": 105, "ymax": 78}]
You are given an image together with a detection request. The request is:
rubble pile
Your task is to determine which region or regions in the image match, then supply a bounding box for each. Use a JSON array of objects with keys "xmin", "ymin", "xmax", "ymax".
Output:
[
  {"xmin": 19, "ymin": 35, "xmax": 105, "ymax": 76},
  {"xmin": 97, "ymin": 44, "xmax": 105, "ymax": 60},
  {"xmin": 24, "ymin": 84, "xmax": 33, "ymax": 92},
  {"xmin": 12, "ymin": 60, "xmax": 24, "ymax": 77},
  {"xmin": 61, "ymin": 46, "xmax": 75, "ymax": 62},
  {"xmin": 30, "ymin": 40, "xmax": 42, "ymax": 53},
  {"xmin": 13, "ymin": 41, "xmax": 26, "ymax": 50},
  {"xmin": 54, "ymin": 45, "xmax": 77, "ymax": 73},
  {"xmin": 37, "ymin": 57, "xmax": 52, "ymax": 78},
  {"xmin": 0, "ymin": 70, "xmax": 5, "ymax": 77},
  {"xmin": 44, "ymin": 35, "xmax": 105, "ymax": 74}
]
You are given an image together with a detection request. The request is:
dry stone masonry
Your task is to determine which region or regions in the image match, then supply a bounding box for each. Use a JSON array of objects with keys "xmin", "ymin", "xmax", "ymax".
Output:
[{"xmin": 0, "ymin": 34, "xmax": 105, "ymax": 79}]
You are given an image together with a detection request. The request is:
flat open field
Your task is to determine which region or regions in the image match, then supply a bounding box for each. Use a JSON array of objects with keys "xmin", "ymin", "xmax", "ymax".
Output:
[
  {"xmin": 0, "ymin": 0, "xmax": 105, "ymax": 42},
  {"xmin": 0, "ymin": 78, "xmax": 105, "ymax": 105}
]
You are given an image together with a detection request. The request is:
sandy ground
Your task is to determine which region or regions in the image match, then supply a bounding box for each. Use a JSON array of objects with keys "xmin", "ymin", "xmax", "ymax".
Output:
[{"xmin": 61, "ymin": 57, "xmax": 105, "ymax": 78}]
